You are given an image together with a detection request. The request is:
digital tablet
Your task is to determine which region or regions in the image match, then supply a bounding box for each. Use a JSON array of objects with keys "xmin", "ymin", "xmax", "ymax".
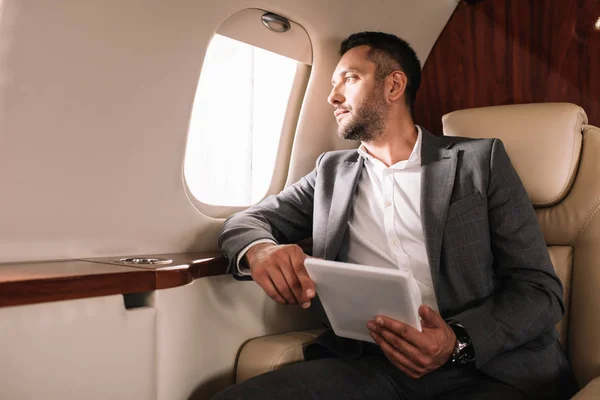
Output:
[{"xmin": 304, "ymin": 258, "xmax": 422, "ymax": 343}]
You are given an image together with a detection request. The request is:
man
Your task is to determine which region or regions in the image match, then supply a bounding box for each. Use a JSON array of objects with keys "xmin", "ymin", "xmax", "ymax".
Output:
[{"xmin": 214, "ymin": 32, "xmax": 577, "ymax": 399}]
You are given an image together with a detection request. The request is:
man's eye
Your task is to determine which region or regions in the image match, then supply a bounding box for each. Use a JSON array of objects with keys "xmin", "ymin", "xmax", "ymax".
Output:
[{"xmin": 346, "ymin": 76, "xmax": 357, "ymax": 83}]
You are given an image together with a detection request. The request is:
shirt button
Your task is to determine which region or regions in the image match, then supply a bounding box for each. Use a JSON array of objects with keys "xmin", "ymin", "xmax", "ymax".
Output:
[
  {"xmin": 392, "ymin": 240, "xmax": 399, "ymax": 246},
  {"xmin": 384, "ymin": 200, "xmax": 391, "ymax": 208}
]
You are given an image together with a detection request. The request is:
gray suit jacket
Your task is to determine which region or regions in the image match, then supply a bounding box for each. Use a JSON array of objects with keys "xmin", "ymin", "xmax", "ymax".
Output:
[{"xmin": 219, "ymin": 128, "xmax": 577, "ymax": 399}]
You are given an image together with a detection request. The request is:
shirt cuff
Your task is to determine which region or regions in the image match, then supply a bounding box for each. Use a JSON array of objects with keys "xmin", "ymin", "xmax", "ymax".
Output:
[{"xmin": 236, "ymin": 239, "xmax": 277, "ymax": 275}]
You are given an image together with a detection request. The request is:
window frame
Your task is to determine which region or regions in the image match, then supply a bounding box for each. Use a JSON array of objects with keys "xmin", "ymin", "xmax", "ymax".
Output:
[{"xmin": 183, "ymin": 9, "xmax": 312, "ymax": 218}]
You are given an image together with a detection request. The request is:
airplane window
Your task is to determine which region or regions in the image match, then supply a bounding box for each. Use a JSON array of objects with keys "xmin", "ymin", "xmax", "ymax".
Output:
[{"xmin": 184, "ymin": 34, "xmax": 298, "ymax": 206}]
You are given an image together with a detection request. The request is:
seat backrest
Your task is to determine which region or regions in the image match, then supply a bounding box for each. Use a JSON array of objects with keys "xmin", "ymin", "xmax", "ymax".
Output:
[{"xmin": 442, "ymin": 103, "xmax": 600, "ymax": 387}]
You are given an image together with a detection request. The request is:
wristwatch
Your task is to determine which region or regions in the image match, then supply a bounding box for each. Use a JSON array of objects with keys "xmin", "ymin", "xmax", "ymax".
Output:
[{"xmin": 449, "ymin": 323, "xmax": 475, "ymax": 365}]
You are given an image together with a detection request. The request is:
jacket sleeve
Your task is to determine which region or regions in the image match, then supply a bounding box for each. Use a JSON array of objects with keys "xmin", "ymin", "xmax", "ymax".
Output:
[
  {"xmin": 450, "ymin": 139, "xmax": 565, "ymax": 368},
  {"xmin": 218, "ymin": 154, "xmax": 323, "ymax": 277}
]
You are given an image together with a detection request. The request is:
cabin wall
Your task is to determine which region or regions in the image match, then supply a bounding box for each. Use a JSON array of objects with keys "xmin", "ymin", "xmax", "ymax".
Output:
[
  {"xmin": 0, "ymin": 276, "xmax": 320, "ymax": 400},
  {"xmin": 415, "ymin": 0, "xmax": 600, "ymax": 135},
  {"xmin": 0, "ymin": 0, "xmax": 458, "ymax": 263},
  {"xmin": 0, "ymin": 295, "xmax": 157, "ymax": 399},
  {"xmin": 154, "ymin": 276, "xmax": 319, "ymax": 400}
]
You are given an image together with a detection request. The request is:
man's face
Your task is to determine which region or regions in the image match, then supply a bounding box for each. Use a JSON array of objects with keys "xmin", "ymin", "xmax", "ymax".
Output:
[{"xmin": 328, "ymin": 45, "xmax": 389, "ymax": 142}]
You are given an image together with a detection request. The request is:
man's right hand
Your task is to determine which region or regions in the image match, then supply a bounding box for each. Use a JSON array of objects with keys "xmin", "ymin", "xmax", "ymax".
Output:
[{"xmin": 244, "ymin": 243, "xmax": 316, "ymax": 309}]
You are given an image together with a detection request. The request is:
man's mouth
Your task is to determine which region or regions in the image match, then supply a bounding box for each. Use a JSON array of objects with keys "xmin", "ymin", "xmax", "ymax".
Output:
[{"xmin": 334, "ymin": 110, "xmax": 350, "ymax": 118}]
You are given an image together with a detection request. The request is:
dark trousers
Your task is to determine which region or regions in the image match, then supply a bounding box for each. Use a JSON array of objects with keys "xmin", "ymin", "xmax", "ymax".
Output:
[{"xmin": 211, "ymin": 345, "xmax": 536, "ymax": 400}]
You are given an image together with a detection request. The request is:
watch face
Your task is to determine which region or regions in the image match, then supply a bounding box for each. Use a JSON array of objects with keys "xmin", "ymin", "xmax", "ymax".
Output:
[
  {"xmin": 455, "ymin": 350, "xmax": 474, "ymax": 365},
  {"xmin": 450, "ymin": 325, "xmax": 474, "ymax": 364}
]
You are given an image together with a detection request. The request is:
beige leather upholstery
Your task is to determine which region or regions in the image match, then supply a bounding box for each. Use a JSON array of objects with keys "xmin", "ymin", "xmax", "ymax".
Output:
[
  {"xmin": 235, "ymin": 329, "xmax": 326, "ymax": 382},
  {"xmin": 547, "ymin": 246, "xmax": 573, "ymax": 346},
  {"xmin": 442, "ymin": 103, "xmax": 585, "ymax": 207},
  {"xmin": 571, "ymin": 376, "xmax": 600, "ymax": 400},
  {"xmin": 235, "ymin": 103, "xmax": 600, "ymax": 398},
  {"xmin": 443, "ymin": 105, "xmax": 600, "ymax": 390}
]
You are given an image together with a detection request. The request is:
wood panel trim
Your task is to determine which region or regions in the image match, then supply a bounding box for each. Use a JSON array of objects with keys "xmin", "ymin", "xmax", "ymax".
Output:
[
  {"xmin": 0, "ymin": 253, "xmax": 228, "ymax": 308},
  {"xmin": 415, "ymin": 0, "xmax": 600, "ymax": 135}
]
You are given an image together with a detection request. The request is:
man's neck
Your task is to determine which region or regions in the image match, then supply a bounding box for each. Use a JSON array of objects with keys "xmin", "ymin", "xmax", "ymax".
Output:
[{"xmin": 361, "ymin": 119, "xmax": 418, "ymax": 167}]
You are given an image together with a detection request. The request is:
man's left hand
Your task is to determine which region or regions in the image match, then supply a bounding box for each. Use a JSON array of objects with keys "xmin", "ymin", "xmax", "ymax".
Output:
[{"xmin": 367, "ymin": 305, "xmax": 456, "ymax": 379}]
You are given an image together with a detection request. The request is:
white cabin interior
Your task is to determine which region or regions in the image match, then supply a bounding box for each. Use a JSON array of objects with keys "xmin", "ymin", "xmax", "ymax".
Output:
[{"xmin": 1, "ymin": 0, "xmax": 598, "ymax": 398}]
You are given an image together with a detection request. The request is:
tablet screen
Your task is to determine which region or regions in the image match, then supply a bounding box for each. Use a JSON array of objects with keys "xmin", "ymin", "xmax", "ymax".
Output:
[{"xmin": 304, "ymin": 258, "xmax": 422, "ymax": 342}]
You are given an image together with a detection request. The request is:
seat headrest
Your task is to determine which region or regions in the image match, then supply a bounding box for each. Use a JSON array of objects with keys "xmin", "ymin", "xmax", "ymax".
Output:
[{"xmin": 442, "ymin": 103, "xmax": 586, "ymax": 206}]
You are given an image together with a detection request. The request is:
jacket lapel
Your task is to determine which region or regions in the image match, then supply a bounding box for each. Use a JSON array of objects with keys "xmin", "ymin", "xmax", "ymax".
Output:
[
  {"xmin": 324, "ymin": 158, "xmax": 363, "ymax": 260},
  {"xmin": 420, "ymin": 130, "xmax": 458, "ymax": 286}
]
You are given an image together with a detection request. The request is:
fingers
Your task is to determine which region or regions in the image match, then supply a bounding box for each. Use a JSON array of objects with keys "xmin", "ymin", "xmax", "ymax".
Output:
[
  {"xmin": 368, "ymin": 321, "xmax": 428, "ymax": 369},
  {"xmin": 280, "ymin": 246, "xmax": 315, "ymax": 305},
  {"xmin": 372, "ymin": 316, "xmax": 426, "ymax": 349},
  {"xmin": 376, "ymin": 309, "xmax": 455, "ymax": 361},
  {"xmin": 289, "ymin": 247, "xmax": 316, "ymax": 300},
  {"xmin": 369, "ymin": 331, "xmax": 424, "ymax": 379},
  {"xmin": 418, "ymin": 305, "xmax": 444, "ymax": 329},
  {"xmin": 252, "ymin": 262, "xmax": 295, "ymax": 305},
  {"xmin": 269, "ymin": 267, "xmax": 299, "ymax": 304},
  {"xmin": 258, "ymin": 274, "xmax": 287, "ymax": 305},
  {"xmin": 367, "ymin": 314, "xmax": 456, "ymax": 378},
  {"xmin": 249, "ymin": 244, "xmax": 315, "ymax": 307}
]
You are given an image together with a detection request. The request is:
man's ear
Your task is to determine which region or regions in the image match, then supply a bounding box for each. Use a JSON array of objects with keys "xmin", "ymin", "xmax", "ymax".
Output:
[{"xmin": 387, "ymin": 71, "xmax": 407, "ymax": 102}]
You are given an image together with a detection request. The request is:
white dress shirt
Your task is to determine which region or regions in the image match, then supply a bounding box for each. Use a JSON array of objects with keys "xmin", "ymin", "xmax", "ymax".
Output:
[
  {"xmin": 337, "ymin": 126, "xmax": 438, "ymax": 311},
  {"xmin": 237, "ymin": 126, "xmax": 438, "ymax": 311}
]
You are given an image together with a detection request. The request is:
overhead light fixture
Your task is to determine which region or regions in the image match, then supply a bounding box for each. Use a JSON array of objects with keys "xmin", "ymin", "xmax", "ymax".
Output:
[
  {"xmin": 261, "ymin": 12, "xmax": 291, "ymax": 33},
  {"xmin": 595, "ymin": 17, "xmax": 600, "ymax": 31}
]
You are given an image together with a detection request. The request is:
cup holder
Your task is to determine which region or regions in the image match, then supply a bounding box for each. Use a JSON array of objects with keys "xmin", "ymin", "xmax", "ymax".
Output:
[{"xmin": 117, "ymin": 257, "xmax": 173, "ymax": 265}]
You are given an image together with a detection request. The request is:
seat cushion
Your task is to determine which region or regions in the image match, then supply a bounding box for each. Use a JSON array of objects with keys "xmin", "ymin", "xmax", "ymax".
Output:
[
  {"xmin": 571, "ymin": 376, "xmax": 600, "ymax": 399},
  {"xmin": 235, "ymin": 329, "xmax": 326, "ymax": 382}
]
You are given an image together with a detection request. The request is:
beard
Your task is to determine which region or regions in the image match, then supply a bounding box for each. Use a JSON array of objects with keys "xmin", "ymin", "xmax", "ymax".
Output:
[{"xmin": 337, "ymin": 84, "xmax": 389, "ymax": 142}]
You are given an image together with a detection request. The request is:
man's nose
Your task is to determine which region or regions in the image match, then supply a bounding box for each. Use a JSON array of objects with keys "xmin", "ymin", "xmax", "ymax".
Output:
[{"xmin": 327, "ymin": 86, "xmax": 344, "ymax": 106}]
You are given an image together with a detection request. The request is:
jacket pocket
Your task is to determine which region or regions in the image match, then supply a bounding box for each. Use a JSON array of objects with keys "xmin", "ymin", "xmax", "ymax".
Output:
[{"xmin": 446, "ymin": 191, "xmax": 484, "ymax": 222}]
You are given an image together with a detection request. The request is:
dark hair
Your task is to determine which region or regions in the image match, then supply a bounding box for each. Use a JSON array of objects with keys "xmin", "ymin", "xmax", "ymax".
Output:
[{"xmin": 340, "ymin": 32, "xmax": 421, "ymax": 112}]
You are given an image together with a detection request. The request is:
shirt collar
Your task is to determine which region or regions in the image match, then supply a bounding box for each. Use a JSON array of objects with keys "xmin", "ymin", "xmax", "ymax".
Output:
[{"xmin": 357, "ymin": 125, "xmax": 423, "ymax": 169}]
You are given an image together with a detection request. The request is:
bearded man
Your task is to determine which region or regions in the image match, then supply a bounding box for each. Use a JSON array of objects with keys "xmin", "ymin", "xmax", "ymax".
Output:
[{"xmin": 214, "ymin": 32, "xmax": 578, "ymax": 400}]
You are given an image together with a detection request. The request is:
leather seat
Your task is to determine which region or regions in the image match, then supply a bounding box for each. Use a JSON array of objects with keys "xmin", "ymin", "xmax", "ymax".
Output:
[{"xmin": 234, "ymin": 103, "xmax": 600, "ymax": 399}]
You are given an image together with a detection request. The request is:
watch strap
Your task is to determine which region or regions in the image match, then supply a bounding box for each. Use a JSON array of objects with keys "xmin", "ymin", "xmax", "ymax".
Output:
[{"xmin": 449, "ymin": 323, "xmax": 475, "ymax": 365}]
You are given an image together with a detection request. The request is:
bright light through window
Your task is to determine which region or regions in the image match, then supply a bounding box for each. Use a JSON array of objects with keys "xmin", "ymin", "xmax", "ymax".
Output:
[{"xmin": 184, "ymin": 34, "xmax": 298, "ymax": 206}]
